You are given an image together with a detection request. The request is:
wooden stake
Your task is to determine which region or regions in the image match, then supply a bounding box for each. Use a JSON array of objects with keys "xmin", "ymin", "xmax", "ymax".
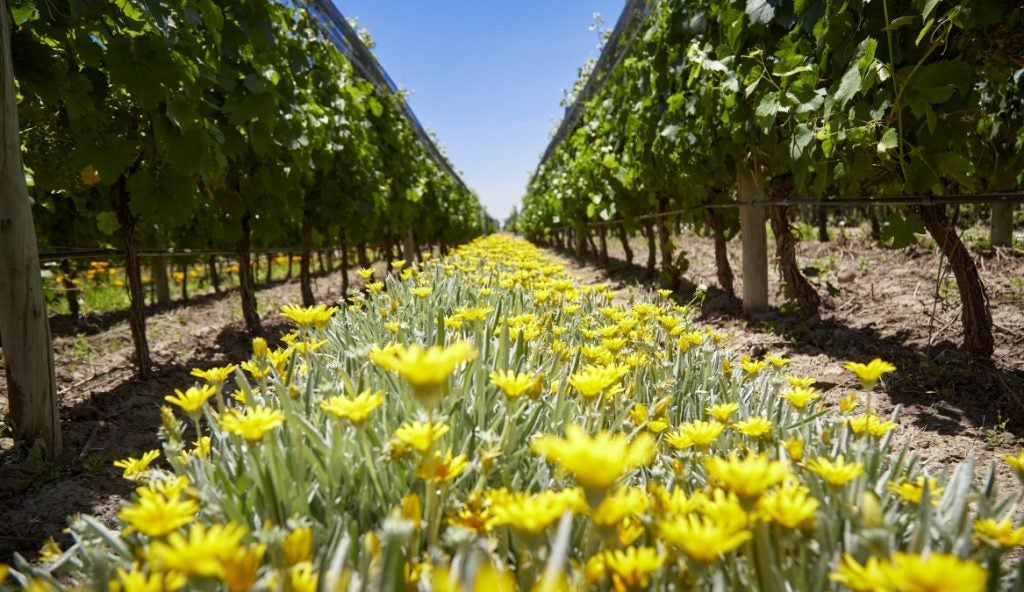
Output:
[{"xmin": 738, "ymin": 157, "xmax": 768, "ymax": 313}]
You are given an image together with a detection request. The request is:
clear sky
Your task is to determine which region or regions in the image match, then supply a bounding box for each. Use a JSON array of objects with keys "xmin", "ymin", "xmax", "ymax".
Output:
[{"xmin": 334, "ymin": 0, "xmax": 624, "ymax": 222}]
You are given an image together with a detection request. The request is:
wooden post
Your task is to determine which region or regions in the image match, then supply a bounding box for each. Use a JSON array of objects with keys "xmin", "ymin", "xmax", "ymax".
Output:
[
  {"xmin": 738, "ymin": 157, "xmax": 768, "ymax": 313},
  {"xmin": 991, "ymin": 203, "xmax": 1014, "ymax": 248},
  {"xmin": 0, "ymin": 0, "xmax": 61, "ymax": 457}
]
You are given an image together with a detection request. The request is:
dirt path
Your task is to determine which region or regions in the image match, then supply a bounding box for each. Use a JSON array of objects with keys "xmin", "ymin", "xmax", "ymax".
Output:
[{"xmin": 0, "ymin": 264, "xmax": 377, "ymax": 561}]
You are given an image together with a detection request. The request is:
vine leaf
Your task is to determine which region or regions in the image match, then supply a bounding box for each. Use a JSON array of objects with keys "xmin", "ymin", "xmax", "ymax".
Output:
[
  {"xmin": 879, "ymin": 211, "xmax": 925, "ymax": 249},
  {"xmin": 746, "ymin": 0, "xmax": 777, "ymax": 25}
]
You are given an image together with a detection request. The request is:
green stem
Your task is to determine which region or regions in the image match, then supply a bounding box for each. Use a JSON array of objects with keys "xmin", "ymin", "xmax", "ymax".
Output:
[{"xmin": 359, "ymin": 429, "xmax": 387, "ymax": 506}]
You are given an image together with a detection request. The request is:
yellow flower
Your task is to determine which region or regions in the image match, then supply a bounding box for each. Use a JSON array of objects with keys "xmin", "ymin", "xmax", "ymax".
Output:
[
  {"xmin": 783, "ymin": 437, "xmax": 805, "ymax": 461},
  {"xmin": 829, "ymin": 554, "xmax": 893, "ymax": 592},
  {"xmin": 887, "ymin": 476, "xmax": 943, "ymax": 505},
  {"xmin": 734, "ymin": 416, "xmax": 773, "ymax": 439},
  {"xmin": 837, "ymin": 392, "xmax": 859, "ymax": 413},
  {"xmin": 0, "ymin": 564, "xmax": 8, "ymax": 586},
  {"xmin": 356, "ymin": 267, "xmax": 375, "ymax": 280},
  {"xmin": 39, "ymin": 537, "xmax": 62, "ymax": 563},
  {"xmin": 1002, "ymin": 450, "xmax": 1024, "ymax": 480},
  {"xmin": 888, "ymin": 552, "xmax": 987, "ymax": 592},
  {"xmin": 282, "ymin": 526, "xmax": 312, "ymax": 567},
  {"xmin": 280, "ymin": 303, "xmax": 338, "ymax": 329},
  {"xmin": 758, "ymin": 481, "xmax": 819, "ymax": 530},
  {"xmin": 455, "ymin": 305, "xmax": 494, "ymax": 322},
  {"xmin": 591, "ymin": 486, "xmax": 650, "ymax": 527},
  {"xmin": 666, "ymin": 420, "xmax": 724, "ymax": 452},
  {"xmin": 973, "ymin": 518, "xmax": 1024, "ymax": 548},
  {"xmin": 449, "ymin": 497, "xmax": 497, "ymax": 535},
  {"xmin": 288, "ymin": 562, "xmax": 319, "ymax": 592},
  {"xmin": 114, "ymin": 449, "xmax": 161, "ymax": 480},
  {"xmin": 370, "ymin": 341, "xmax": 476, "ymax": 406},
  {"xmin": 431, "ymin": 562, "xmax": 513, "ymax": 592},
  {"xmin": 844, "ymin": 358, "xmax": 896, "ymax": 390},
  {"xmin": 109, "ymin": 566, "xmax": 186, "ymax": 592},
  {"xmin": 657, "ymin": 513, "xmax": 751, "ymax": 563},
  {"xmin": 223, "ymin": 545, "xmax": 265, "ymax": 592},
  {"xmin": 366, "ymin": 281, "xmax": 384, "ymax": 294},
  {"xmin": 601, "ymin": 546, "xmax": 665, "ymax": 590},
  {"xmin": 848, "ymin": 413, "xmax": 898, "ymax": 437},
  {"xmin": 806, "ymin": 455, "xmax": 864, "ymax": 487},
  {"xmin": 740, "ymin": 356, "xmax": 767, "ymax": 376},
  {"xmin": 707, "ymin": 402, "xmax": 740, "ymax": 423},
  {"xmin": 780, "ymin": 386, "xmax": 820, "ymax": 410},
  {"xmin": 394, "ymin": 420, "xmax": 449, "ymax": 453},
  {"xmin": 320, "ymin": 390, "xmax": 384, "ymax": 427},
  {"xmin": 164, "ymin": 385, "xmax": 217, "ymax": 417},
  {"xmin": 219, "ymin": 406, "xmax": 285, "ymax": 443},
  {"xmin": 119, "ymin": 479, "xmax": 199, "ymax": 537},
  {"xmin": 146, "ymin": 523, "xmax": 248, "ymax": 578},
  {"xmin": 411, "ymin": 286, "xmax": 432, "ymax": 298},
  {"xmin": 568, "ymin": 363, "xmax": 627, "ymax": 399},
  {"xmin": 531, "ymin": 425, "xmax": 655, "ymax": 492},
  {"xmin": 489, "ymin": 489, "xmax": 585, "ymax": 535},
  {"xmin": 786, "ymin": 376, "xmax": 817, "ymax": 389},
  {"xmin": 416, "ymin": 449, "xmax": 469, "ymax": 483},
  {"xmin": 489, "ymin": 370, "xmax": 535, "ymax": 399},
  {"xmin": 391, "ymin": 259, "xmax": 407, "ymax": 270},
  {"xmin": 251, "ymin": 337, "xmax": 269, "ymax": 358},
  {"xmin": 240, "ymin": 360, "xmax": 271, "ymax": 381},
  {"xmin": 766, "ymin": 355, "xmax": 790, "ymax": 368},
  {"xmin": 704, "ymin": 452, "xmax": 790, "ymax": 500},
  {"xmin": 190, "ymin": 364, "xmax": 237, "ymax": 386}
]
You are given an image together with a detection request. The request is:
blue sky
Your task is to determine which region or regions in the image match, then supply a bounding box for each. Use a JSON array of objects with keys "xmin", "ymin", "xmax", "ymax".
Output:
[{"xmin": 334, "ymin": 0, "xmax": 624, "ymax": 222}]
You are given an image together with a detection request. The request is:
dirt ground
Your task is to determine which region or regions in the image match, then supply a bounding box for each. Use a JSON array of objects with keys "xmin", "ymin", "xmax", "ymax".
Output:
[
  {"xmin": 1, "ymin": 231, "xmax": 1023, "ymax": 563},
  {"xmin": 555, "ymin": 227, "xmax": 1024, "ymax": 502}
]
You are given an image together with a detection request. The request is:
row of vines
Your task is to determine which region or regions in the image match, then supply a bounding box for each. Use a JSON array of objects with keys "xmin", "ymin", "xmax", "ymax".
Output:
[
  {"xmin": 1, "ymin": 0, "xmax": 486, "ymax": 457},
  {"xmin": 519, "ymin": 0, "xmax": 1022, "ymax": 359}
]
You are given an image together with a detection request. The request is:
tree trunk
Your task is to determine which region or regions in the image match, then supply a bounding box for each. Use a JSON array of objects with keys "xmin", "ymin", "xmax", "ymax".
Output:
[
  {"xmin": 384, "ymin": 238, "xmax": 395, "ymax": 268},
  {"xmin": 207, "ymin": 254, "xmax": 221, "ymax": 294},
  {"xmin": 114, "ymin": 175, "xmax": 152, "ymax": 378},
  {"xmin": 264, "ymin": 252, "xmax": 273, "ymax": 284},
  {"xmin": 769, "ymin": 197, "xmax": 820, "ymax": 317},
  {"xmin": 991, "ymin": 203, "xmax": 1014, "ymax": 248},
  {"xmin": 738, "ymin": 157, "xmax": 768, "ymax": 313},
  {"xmin": 403, "ymin": 230, "xmax": 417, "ymax": 264},
  {"xmin": 586, "ymin": 231, "xmax": 598, "ymax": 259},
  {"xmin": 237, "ymin": 213, "xmax": 264, "ymax": 337},
  {"xmin": 340, "ymin": 229, "xmax": 350, "ymax": 296},
  {"xmin": 597, "ymin": 225, "xmax": 609, "ymax": 266},
  {"xmin": 704, "ymin": 205, "xmax": 736, "ymax": 300},
  {"xmin": 59, "ymin": 259, "xmax": 80, "ymax": 319},
  {"xmin": 866, "ymin": 207, "xmax": 882, "ymax": 241},
  {"xmin": 917, "ymin": 204, "xmax": 994, "ymax": 358},
  {"xmin": 152, "ymin": 255, "xmax": 171, "ymax": 305},
  {"xmin": 656, "ymin": 196, "xmax": 678, "ymax": 290},
  {"xmin": 286, "ymin": 251, "xmax": 294, "ymax": 280},
  {"xmin": 316, "ymin": 249, "xmax": 325, "ymax": 274},
  {"xmin": 643, "ymin": 220, "xmax": 657, "ymax": 279},
  {"xmin": 573, "ymin": 226, "xmax": 586, "ymax": 258},
  {"xmin": 616, "ymin": 223, "xmax": 634, "ymax": 265},
  {"xmin": 357, "ymin": 241, "xmax": 370, "ymax": 269},
  {"xmin": 0, "ymin": 0, "xmax": 61, "ymax": 456},
  {"xmin": 300, "ymin": 214, "xmax": 315, "ymax": 306},
  {"xmin": 816, "ymin": 207, "xmax": 829, "ymax": 242},
  {"xmin": 179, "ymin": 261, "xmax": 189, "ymax": 303},
  {"xmin": 325, "ymin": 248, "xmax": 334, "ymax": 273}
]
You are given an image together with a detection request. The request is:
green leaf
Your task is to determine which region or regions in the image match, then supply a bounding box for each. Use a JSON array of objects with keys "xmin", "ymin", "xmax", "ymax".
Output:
[
  {"xmin": 880, "ymin": 211, "xmax": 925, "ymax": 248},
  {"xmin": 789, "ymin": 123, "xmax": 815, "ymax": 161},
  {"xmin": 96, "ymin": 211, "xmax": 120, "ymax": 236},
  {"xmin": 745, "ymin": 0, "xmax": 776, "ymax": 25},
  {"xmin": 87, "ymin": 137, "xmax": 138, "ymax": 181},
  {"xmin": 367, "ymin": 97, "xmax": 383, "ymax": 118},
  {"xmin": 932, "ymin": 151, "xmax": 977, "ymax": 191},
  {"xmin": 601, "ymin": 154, "xmax": 618, "ymax": 169},
  {"xmin": 755, "ymin": 92, "xmax": 781, "ymax": 126},
  {"xmin": 877, "ymin": 128, "xmax": 899, "ymax": 153},
  {"xmin": 886, "ymin": 15, "xmax": 917, "ymax": 30},
  {"xmin": 834, "ymin": 64, "xmax": 862, "ymax": 108},
  {"xmin": 922, "ymin": 0, "xmax": 941, "ymax": 20}
]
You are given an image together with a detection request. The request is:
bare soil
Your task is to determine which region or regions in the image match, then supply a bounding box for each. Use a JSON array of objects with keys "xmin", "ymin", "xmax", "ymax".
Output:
[
  {"xmin": 555, "ymin": 227, "xmax": 1024, "ymax": 500},
  {"xmin": 0, "ymin": 264, "xmax": 377, "ymax": 562}
]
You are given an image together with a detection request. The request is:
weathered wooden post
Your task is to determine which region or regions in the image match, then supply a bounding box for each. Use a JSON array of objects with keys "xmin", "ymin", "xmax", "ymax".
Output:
[{"xmin": 737, "ymin": 156, "xmax": 768, "ymax": 313}]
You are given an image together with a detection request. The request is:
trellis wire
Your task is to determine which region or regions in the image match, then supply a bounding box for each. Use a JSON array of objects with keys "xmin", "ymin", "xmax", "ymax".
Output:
[{"xmin": 544, "ymin": 192, "xmax": 1024, "ymax": 232}]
